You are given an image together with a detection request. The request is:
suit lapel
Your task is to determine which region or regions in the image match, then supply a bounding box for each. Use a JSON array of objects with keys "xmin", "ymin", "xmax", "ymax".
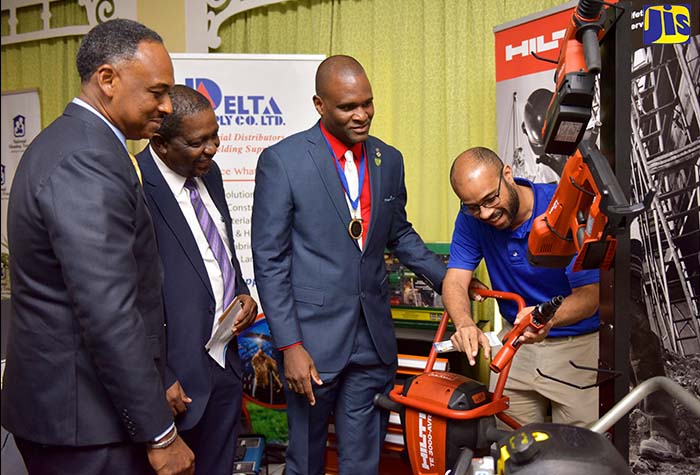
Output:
[
  {"xmin": 306, "ymin": 126, "xmax": 355, "ymax": 235},
  {"xmin": 138, "ymin": 149, "xmax": 215, "ymax": 299},
  {"xmin": 364, "ymin": 138, "xmax": 382, "ymax": 251}
]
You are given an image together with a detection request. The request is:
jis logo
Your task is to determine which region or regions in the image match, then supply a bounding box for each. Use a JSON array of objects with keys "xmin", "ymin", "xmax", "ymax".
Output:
[
  {"xmin": 643, "ymin": 4, "xmax": 691, "ymax": 44},
  {"xmin": 185, "ymin": 78, "xmax": 285, "ymax": 127},
  {"xmin": 13, "ymin": 114, "xmax": 26, "ymax": 138}
]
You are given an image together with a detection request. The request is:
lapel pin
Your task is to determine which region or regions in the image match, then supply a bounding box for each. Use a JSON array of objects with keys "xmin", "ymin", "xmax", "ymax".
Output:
[{"xmin": 374, "ymin": 148, "xmax": 382, "ymax": 167}]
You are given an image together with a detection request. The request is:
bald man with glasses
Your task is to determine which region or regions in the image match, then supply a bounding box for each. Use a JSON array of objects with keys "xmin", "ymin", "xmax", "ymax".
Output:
[
  {"xmin": 459, "ymin": 164, "xmax": 504, "ymax": 216},
  {"xmin": 443, "ymin": 146, "xmax": 601, "ymax": 428}
]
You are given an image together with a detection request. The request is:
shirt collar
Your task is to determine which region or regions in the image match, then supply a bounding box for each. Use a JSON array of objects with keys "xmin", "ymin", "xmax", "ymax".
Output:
[
  {"xmin": 150, "ymin": 144, "xmax": 190, "ymax": 196},
  {"xmin": 319, "ymin": 121, "xmax": 363, "ymax": 161},
  {"xmin": 72, "ymin": 98, "xmax": 128, "ymax": 152}
]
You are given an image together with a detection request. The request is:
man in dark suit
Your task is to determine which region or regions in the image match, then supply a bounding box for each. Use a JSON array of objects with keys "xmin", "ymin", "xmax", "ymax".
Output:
[
  {"xmin": 251, "ymin": 55, "xmax": 446, "ymax": 475},
  {"xmin": 136, "ymin": 85, "xmax": 258, "ymax": 475},
  {"xmin": 2, "ymin": 20, "xmax": 194, "ymax": 475}
]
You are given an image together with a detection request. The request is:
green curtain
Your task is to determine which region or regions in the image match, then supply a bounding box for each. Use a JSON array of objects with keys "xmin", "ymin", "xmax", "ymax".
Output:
[
  {"xmin": 1, "ymin": 0, "xmax": 568, "ymax": 311},
  {"xmin": 2, "ymin": 0, "xmax": 568, "ymax": 239},
  {"xmin": 1, "ymin": 2, "xmax": 85, "ymax": 127},
  {"xmin": 1, "ymin": 0, "xmax": 568, "ymax": 329},
  {"xmin": 214, "ymin": 0, "xmax": 569, "ymax": 242}
]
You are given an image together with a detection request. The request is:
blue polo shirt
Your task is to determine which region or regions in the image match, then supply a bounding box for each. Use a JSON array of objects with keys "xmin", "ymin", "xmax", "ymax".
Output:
[{"xmin": 448, "ymin": 178, "xmax": 599, "ymax": 337}]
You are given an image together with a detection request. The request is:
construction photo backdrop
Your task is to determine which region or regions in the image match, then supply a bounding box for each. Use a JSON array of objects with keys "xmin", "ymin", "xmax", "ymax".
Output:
[{"xmin": 494, "ymin": 0, "xmax": 699, "ymax": 470}]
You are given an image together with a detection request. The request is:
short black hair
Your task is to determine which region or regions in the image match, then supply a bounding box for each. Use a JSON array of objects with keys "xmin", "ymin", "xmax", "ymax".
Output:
[
  {"xmin": 76, "ymin": 19, "xmax": 163, "ymax": 83},
  {"xmin": 157, "ymin": 85, "xmax": 214, "ymax": 140}
]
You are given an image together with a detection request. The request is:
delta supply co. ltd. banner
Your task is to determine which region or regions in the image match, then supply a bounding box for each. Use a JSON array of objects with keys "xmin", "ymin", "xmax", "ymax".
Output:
[{"xmin": 171, "ymin": 54, "xmax": 324, "ymax": 306}]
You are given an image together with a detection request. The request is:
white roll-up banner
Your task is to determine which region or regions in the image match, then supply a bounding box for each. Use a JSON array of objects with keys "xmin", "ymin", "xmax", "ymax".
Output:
[
  {"xmin": 171, "ymin": 54, "xmax": 325, "ymax": 309},
  {"xmin": 1, "ymin": 89, "xmax": 41, "ymax": 300}
]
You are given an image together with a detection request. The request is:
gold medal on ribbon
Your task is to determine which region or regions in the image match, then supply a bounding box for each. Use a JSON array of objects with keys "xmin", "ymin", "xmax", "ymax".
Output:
[{"xmin": 348, "ymin": 218, "xmax": 363, "ymax": 240}]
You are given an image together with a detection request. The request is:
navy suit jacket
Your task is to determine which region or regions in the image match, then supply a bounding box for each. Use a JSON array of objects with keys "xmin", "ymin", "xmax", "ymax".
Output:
[
  {"xmin": 2, "ymin": 103, "xmax": 172, "ymax": 445},
  {"xmin": 137, "ymin": 147, "xmax": 250, "ymax": 431},
  {"xmin": 251, "ymin": 123, "xmax": 446, "ymax": 373}
]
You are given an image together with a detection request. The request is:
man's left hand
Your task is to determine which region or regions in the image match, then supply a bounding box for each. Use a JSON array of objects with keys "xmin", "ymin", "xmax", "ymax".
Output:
[
  {"xmin": 233, "ymin": 294, "xmax": 258, "ymax": 335},
  {"xmin": 165, "ymin": 380, "xmax": 192, "ymax": 416},
  {"xmin": 514, "ymin": 305, "xmax": 554, "ymax": 344}
]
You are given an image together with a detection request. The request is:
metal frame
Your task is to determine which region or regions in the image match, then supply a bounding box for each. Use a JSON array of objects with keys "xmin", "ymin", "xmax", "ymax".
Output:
[{"xmin": 599, "ymin": 0, "xmax": 632, "ymax": 459}]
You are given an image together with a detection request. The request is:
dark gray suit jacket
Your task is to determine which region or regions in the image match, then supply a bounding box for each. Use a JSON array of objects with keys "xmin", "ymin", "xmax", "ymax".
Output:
[
  {"xmin": 136, "ymin": 147, "xmax": 250, "ymax": 431},
  {"xmin": 251, "ymin": 122, "xmax": 446, "ymax": 373},
  {"xmin": 1, "ymin": 103, "xmax": 172, "ymax": 446}
]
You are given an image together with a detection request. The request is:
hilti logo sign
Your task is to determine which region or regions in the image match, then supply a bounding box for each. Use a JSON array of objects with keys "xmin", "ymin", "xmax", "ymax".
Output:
[
  {"xmin": 418, "ymin": 412, "xmax": 434, "ymax": 469},
  {"xmin": 505, "ymin": 29, "xmax": 566, "ymax": 61}
]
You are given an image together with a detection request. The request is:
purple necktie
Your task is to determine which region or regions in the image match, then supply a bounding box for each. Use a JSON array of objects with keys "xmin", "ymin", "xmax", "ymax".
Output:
[{"xmin": 184, "ymin": 178, "xmax": 235, "ymax": 308}]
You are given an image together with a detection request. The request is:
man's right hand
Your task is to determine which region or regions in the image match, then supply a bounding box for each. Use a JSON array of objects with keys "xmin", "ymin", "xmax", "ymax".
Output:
[
  {"xmin": 451, "ymin": 323, "xmax": 491, "ymax": 366},
  {"xmin": 443, "ymin": 268, "xmax": 491, "ymax": 366},
  {"xmin": 147, "ymin": 435, "xmax": 194, "ymax": 475},
  {"xmin": 283, "ymin": 345, "xmax": 323, "ymax": 406}
]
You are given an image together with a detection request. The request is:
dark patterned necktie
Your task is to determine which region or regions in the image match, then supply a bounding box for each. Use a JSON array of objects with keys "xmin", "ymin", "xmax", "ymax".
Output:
[{"xmin": 184, "ymin": 178, "xmax": 235, "ymax": 307}]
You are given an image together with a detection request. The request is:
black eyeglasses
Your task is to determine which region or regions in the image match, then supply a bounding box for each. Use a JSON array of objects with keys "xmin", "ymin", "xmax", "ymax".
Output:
[{"xmin": 461, "ymin": 166, "xmax": 504, "ymax": 216}]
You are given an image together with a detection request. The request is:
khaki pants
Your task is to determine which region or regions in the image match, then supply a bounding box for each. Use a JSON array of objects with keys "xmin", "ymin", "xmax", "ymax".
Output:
[{"xmin": 490, "ymin": 322, "xmax": 599, "ymax": 428}]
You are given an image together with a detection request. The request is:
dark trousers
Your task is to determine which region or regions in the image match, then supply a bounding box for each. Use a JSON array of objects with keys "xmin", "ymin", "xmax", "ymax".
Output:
[
  {"xmin": 15, "ymin": 437, "xmax": 152, "ymax": 475},
  {"xmin": 281, "ymin": 316, "xmax": 397, "ymax": 475},
  {"xmin": 178, "ymin": 355, "xmax": 242, "ymax": 475}
]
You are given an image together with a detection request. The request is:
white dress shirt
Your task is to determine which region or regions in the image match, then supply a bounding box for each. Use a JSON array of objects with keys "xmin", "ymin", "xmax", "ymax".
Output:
[{"xmin": 151, "ymin": 146, "xmax": 233, "ymax": 339}]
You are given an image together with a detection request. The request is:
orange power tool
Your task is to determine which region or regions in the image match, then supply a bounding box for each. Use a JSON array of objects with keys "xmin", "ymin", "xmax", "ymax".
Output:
[
  {"xmin": 527, "ymin": 0, "xmax": 651, "ymax": 271},
  {"xmin": 489, "ymin": 295, "xmax": 564, "ymax": 373}
]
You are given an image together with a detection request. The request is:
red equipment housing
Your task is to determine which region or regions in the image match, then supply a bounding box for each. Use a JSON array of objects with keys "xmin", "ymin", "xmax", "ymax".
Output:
[{"xmin": 381, "ymin": 289, "xmax": 524, "ymax": 475}]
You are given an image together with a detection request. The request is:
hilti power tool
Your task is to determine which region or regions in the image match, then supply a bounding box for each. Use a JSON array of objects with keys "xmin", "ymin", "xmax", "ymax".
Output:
[
  {"xmin": 526, "ymin": 0, "xmax": 652, "ymax": 271},
  {"xmin": 375, "ymin": 289, "xmax": 632, "ymax": 475},
  {"xmin": 489, "ymin": 295, "xmax": 563, "ymax": 373}
]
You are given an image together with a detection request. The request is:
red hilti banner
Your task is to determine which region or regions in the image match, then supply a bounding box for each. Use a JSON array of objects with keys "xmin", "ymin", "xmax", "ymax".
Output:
[
  {"xmin": 494, "ymin": 3, "xmax": 574, "ymax": 184},
  {"xmin": 495, "ymin": 8, "xmax": 573, "ymax": 82}
]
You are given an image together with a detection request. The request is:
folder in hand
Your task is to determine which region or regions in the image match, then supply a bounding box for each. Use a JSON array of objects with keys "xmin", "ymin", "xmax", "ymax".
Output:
[{"xmin": 205, "ymin": 298, "xmax": 243, "ymax": 368}]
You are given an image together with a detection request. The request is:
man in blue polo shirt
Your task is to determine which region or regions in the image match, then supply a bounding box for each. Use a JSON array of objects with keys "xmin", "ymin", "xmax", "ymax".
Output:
[{"xmin": 442, "ymin": 146, "xmax": 600, "ymax": 427}]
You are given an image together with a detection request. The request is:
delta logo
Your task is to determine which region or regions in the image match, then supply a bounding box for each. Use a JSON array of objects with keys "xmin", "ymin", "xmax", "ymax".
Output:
[
  {"xmin": 643, "ymin": 4, "xmax": 691, "ymax": 44},
  {"xmin": 185, "ymin": 78, "xmax": 285, "ymax": 126}
]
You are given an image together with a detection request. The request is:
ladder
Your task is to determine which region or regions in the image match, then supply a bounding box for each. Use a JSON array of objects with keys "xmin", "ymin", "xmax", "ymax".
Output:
[{"xmin": 629, "ymin": 42, "xmax": 700, "ymax": 356}]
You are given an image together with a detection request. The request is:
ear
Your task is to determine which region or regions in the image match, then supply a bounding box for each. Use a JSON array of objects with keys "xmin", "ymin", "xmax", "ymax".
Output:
[
  {"xmin": 150, "ymin": 133, "xmax": 168, "ymax": 156},
  {"xmin": 94, "ymin": 64, "xmax": 118, "ymax": 98},
  {"xmin": 312, "ymin": 95, "xmax": 324, "ymax": 116},
  {"xmin": 503, "ymin": 164, "xmax": 514, "ymax": 181}
]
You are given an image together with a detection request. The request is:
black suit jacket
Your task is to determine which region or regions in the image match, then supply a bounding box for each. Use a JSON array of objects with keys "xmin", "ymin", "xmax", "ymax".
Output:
[
  {"xmin": 136, "ymin": 147, "xmax": 249, "ymax": 431},
  {"xmin": 1, "ymin": 103, "xmax": 172, "ymax": 445}
]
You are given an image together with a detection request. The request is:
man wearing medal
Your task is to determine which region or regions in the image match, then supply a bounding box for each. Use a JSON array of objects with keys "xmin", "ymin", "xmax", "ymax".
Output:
[{"xmin": 252, "ymin": 55, "xmax": 446, "ymax": 475}]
